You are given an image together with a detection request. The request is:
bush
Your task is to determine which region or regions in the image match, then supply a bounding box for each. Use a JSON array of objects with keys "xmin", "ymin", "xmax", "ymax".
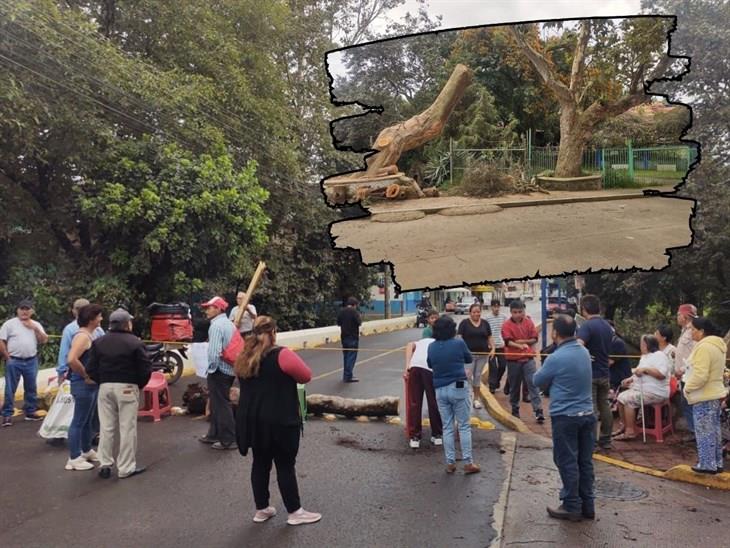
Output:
[{"xmin": 458, "ymin": 161, "xmax": 519, "ymax": 197}]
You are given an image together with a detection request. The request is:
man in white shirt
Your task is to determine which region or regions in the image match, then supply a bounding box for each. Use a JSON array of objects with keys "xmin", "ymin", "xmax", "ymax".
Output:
[
  {"xmin": 1, "ymin": 299, "xmax": 49, "ymax": 426},
  {"xmin": 229, "ymin": 291, "xmax": 257, "ymax": 337},
  {"xmin": 674, "ymin": 303, "xmax": 697, "ymax": 435}
]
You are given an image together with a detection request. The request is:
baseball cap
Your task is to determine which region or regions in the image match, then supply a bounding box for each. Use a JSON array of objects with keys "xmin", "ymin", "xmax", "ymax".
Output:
[
  {"xmin": 109, "ymin": 308, "xmax": 134, "ymax": 325},
  {"xmin": 17, "ymin": 299, "xmax": 33, "ymax": 309},
  {"xmin": 73, "ymin": 298, "xmax": 90, "ymax": 311},
  {"xmin": 201, "ymin": 296, "xmax": 229, "ymax": 311},
  {"xmin": 677, "ymin": 304, "xmax": 697, "ymax": 318}
]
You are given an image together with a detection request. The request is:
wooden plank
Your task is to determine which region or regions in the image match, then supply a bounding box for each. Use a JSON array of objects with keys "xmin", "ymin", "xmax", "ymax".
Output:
[{"xmin": 234, "ymin": 261, "xmax": 266, "ymax": 327}]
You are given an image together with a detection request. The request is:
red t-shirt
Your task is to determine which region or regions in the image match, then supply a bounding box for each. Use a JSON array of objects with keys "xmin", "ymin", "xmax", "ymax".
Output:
[{"xmin": 501, "ymin": 316, "xmax": 538, "ymax": 362}]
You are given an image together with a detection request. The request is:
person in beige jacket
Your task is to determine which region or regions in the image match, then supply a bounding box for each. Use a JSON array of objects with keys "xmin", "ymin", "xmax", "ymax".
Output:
[{"xmin": 684, "ymin": 317, "xmax": 728, "ymax": 474}]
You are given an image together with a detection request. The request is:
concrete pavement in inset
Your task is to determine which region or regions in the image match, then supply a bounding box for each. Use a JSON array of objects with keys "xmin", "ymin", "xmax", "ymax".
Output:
[{"xmin": 331, "ymin": 196, "xmax": 693, "ymax": 290}]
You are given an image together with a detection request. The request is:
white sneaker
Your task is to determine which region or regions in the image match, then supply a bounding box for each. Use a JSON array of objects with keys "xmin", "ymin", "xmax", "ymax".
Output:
[
  {"xmin": 287, "ymin": 508, "xmax": 322, "ymax": 526},
  {"xmin": 409, "ymin": 438, "xmax": 420, "ymax": 449},
  {"xmin": 82, "ymin": 449, "xmax": 100, "ymax": 462},
  {"xmin": 65, "ymin": 456, "xmax": 95, "ymax": 471},
  {"xmin": 253, "ymin": 506, "xmax": 277, "ymax": 523},
  {"xmin": 431, "ymin": 436, "xmax": 443, "ymax": 446},
  {"xmin": 473, "ymin": 400, "xmax": 483, "ymax": 409}
]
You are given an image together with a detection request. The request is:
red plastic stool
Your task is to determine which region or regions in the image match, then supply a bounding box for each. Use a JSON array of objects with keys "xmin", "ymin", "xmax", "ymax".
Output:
[
  {"xmin": 640, "ymin": 400, "xmax": 674, "ymax": 443},
  {"xmin": 138, "ymin": 371, "xmax": 172, "ymax": 422}
]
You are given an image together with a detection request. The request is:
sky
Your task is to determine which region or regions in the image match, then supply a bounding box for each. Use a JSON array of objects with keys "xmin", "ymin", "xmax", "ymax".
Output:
[{"xmin": 328, "ymin": 0, "xmax": 649, "ymax": 77}]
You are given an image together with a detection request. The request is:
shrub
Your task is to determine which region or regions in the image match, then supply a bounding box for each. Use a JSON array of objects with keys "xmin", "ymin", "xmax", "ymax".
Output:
[{"xmin": 458, "ymin": 161, "xmax": 519, "ymax": 197}]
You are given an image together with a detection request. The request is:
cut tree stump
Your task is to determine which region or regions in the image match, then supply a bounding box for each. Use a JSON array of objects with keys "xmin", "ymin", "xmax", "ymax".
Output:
[
  {"xmin": 306, "ymin": 394, "xmax": 399, "ymax": 417},
  {"xmin": 324, "ymin": 63, "xmax": 472, "ymax": 205}
]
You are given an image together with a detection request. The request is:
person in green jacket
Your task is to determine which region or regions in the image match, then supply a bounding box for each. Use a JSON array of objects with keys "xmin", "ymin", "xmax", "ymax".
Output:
[{"xmin": 684, "ymin": 317, "xmax": 728, "ymax": 474}]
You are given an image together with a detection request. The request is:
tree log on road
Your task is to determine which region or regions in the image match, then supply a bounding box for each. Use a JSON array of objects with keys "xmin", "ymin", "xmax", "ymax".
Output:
[{"xmin": 306, "ymin": 394, "xmax": 399, "ymax": 417}]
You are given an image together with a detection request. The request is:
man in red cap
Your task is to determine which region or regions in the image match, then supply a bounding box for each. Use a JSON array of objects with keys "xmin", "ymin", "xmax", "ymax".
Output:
[
  {"xmin": 675, "ymin": 303, "xmax": 698, "ymax": 436},
  {"xmin": 199, "ymin": 296, "xmax": 238, "ymax": 450}
]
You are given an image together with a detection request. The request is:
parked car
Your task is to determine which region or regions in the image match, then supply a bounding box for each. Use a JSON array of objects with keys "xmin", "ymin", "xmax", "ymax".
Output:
[
  {"xmin": 455, "ymin": 300, "xmax": 472, "ymax": 314},
  {"xmin": 546, "ymin": 296, "xmax": 577, "ymax": 317}
]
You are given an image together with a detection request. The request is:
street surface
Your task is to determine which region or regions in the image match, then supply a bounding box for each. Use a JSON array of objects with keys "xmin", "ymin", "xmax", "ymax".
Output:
[
  {"xmin": 330, "ymin": 196, "xmax": 693, "ymax": 289},
  {"xmin": 1, "ymin": 318, "xmax": 728, "ymax": 547}
]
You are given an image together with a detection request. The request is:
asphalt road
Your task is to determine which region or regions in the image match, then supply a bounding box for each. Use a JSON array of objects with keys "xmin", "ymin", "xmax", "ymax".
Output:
[
  {"xmin": 0, "ymin": 326, "xmax": 507, "ymax": 548},
  {"xmin": 330, "ymin": 196, "xmax": 693, "ymax": 289}
]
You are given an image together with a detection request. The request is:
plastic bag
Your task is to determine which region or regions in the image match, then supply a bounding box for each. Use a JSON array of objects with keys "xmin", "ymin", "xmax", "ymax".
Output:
[
  {"xmin": 38, "ymin": 381, "xmax": 74, "ymax": 439},
  {"xmin": 190, "ymin": 342, "xmax": 209, "ymax": 378}
]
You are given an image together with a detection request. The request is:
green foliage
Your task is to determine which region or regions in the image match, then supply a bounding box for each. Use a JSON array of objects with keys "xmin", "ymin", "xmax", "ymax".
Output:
[{"xmin": 78, "ymin": 139, "xmax": 270, "ymax": 299}]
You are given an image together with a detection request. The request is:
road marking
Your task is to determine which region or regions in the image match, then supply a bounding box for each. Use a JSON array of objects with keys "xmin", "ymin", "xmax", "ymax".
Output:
[{"xmin": 310, "ymin": 347, "xmax": 405, "ymax": 382}]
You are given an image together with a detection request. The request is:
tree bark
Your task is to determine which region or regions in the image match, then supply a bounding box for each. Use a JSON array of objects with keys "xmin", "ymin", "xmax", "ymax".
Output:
[
  {"xmin": 362, "ymin": 63, "xmax": 472, "ymax": 175},
  {"xmin": 306, "ymin": 394, "xmax": 399, "ymax": 417},
  {"xmin": 555, "ymin": 105, "xmax": 585, "ymax": 177}
]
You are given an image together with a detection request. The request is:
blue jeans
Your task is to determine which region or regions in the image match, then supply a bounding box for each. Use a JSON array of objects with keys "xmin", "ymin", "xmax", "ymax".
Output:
[
  {"xmin": 435, "ymin": 381, "xmax": 472, "ymax": 465},
  {"xmin": 342, "ymin": 336, "xmax": 359, "ymax": 380},
  {"xmin": 68, "ymin": 379, "xmax": 99, "ymax": 459},
  {"xmin": 551, "ymin": 414, "xmax": 596, "ymax": 514},
  {"xmin": 2, "ymin": 357, "xmax": 38, "ymax": 417}
]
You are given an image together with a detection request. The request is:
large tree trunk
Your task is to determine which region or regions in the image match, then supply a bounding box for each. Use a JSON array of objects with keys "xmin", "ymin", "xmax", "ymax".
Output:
[
  {"xmin": 554, "ymin": 104, "xmax": 585, "ymax": 178},
  {"xmin": 363, "ymin": 63, "xmax": 473, "ymax": 175},
  {"xmin": 306, "ymin": 394, "xmax": 399, "ymax": 417}
]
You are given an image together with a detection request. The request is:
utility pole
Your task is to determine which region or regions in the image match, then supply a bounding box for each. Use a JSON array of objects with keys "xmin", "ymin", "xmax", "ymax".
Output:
[{"xmin": 384, "ymin": 264, "xmax": 391, "ymax": 319}]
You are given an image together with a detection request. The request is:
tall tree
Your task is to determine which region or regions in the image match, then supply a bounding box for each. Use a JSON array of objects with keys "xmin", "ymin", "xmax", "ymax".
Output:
[{"xmin": 509, "ymin": 18, "xmax": 674, "ymax": 177}]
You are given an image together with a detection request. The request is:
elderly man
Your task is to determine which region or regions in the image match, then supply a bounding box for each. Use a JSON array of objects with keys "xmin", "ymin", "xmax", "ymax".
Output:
[
  {"xmin": 1, "ymin": 299, "xmax": 49, "ymax": 427},
  {"xmin": 86, "ymin": 308, "xmax": 151, "ymax": 479},
  {"xmin": 674, "ymin": 303, "xmax": 698, "ymax": 436},
  {"xmin": 229, "ymin": 291, "xmax": 257, "ymax": 338},
  {"xmin": 534, "ymin": 314, "xmax": 596, "ymax": 522},
  {"xmin": 200, "ymin": 296, "xmax": 238, "ymax": 450}
]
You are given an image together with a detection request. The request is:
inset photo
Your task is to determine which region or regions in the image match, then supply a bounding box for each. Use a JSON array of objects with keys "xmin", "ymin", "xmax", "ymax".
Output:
[{"xmin": 326, "ymin": 17, "xmax": 695, "ymax": 290}]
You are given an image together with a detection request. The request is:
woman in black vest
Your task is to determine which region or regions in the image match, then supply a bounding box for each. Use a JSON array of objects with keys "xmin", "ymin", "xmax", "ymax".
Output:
[{"xmin": 234, "ymin": 316, "xmax": 321, "ymax": 526}]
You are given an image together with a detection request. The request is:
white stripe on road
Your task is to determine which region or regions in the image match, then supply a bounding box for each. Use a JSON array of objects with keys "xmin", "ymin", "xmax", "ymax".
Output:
[{"xmin": 310, "ymin": 347, "xmax": 405, "ymax": 382}]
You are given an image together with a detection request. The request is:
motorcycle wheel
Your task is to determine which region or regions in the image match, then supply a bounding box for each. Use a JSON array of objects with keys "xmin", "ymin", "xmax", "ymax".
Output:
[{"xmin": 163, "ymin": 351, "xmax": 184, "ymax": 385}]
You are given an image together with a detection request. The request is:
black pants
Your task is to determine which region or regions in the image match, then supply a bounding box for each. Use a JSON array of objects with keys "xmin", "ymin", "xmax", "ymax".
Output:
[
  {"xmin": 206, "ymin": 370, "xmax": 236, "ymax": 445},
  {"xmin": 251, "ymin": 425, "xmax": 302, "ymax": 513},
  {"xmin": 487, "ymin": 352, "xmax": 507, "ymax": 391}
]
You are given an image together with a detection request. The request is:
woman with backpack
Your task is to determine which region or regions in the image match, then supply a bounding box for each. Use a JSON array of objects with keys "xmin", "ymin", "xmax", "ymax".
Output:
[{"xmin": 234, "ymin": 316, "xmax": 321, "ymax": 526}]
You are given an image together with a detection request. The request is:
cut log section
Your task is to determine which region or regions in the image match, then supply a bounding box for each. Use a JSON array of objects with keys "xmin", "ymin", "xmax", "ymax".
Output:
[{"xmin": 306, "ymin": 394, "xmax": 399, "ymax": 417}]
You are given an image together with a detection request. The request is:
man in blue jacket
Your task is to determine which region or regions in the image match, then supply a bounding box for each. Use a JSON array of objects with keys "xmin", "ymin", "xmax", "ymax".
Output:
[{"xmin": 534, "ymin": 314, "xmax": 596, "ymax": 522}]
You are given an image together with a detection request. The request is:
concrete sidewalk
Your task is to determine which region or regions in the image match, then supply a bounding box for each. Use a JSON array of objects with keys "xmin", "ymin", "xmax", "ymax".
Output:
[
  {"xmin": 497, "ymin": 431, "xmax": 730, "ymax": 547},
  {"xmin": 488, "ymin": 386, "xmax": 730, "ymax": 490}
]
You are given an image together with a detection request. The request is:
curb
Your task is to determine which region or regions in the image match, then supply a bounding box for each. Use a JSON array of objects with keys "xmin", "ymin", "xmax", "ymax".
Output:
[
  {"xmin": 7, "ymin": 317, "xmax": 417, "ymax": 404},
  {"xmin": 368, "ymin": 188, "xmax": 666, "ymax": 217},
  {"xmin": 487, "ymin": 389, "xmax": 730, "ymax": 491},
  {"xmin": 490, "ymin": 432, "xmax": 517, "ymax": 548},
  {"xmin": 479, "ymin": 384, "xmax": 530, "ymax": 434}
]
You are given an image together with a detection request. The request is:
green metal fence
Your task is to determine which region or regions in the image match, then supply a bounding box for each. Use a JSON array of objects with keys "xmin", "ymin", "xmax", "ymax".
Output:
[
  {"xmin": 445, "ymin": 136, "xmax": 697, "ymax": 189},
  {"xmin": 528, "ymin": 143, "xmax": 697, "ymax": 188}
]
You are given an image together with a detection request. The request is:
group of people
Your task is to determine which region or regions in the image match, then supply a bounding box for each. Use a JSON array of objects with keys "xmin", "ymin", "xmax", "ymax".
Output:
[
  {"xmin": 1, "ymin": 298, "xmax": 151, "ymax": 478},
  {"xmin": 404, "ymin": 298, "xmax": 544, "ymax": 473}
]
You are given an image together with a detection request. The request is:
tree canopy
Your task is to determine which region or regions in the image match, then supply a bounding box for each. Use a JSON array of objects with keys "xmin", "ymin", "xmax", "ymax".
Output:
[{"xmin": 0, "ymin": 0, "xmax": 437, "ymax": 332}]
